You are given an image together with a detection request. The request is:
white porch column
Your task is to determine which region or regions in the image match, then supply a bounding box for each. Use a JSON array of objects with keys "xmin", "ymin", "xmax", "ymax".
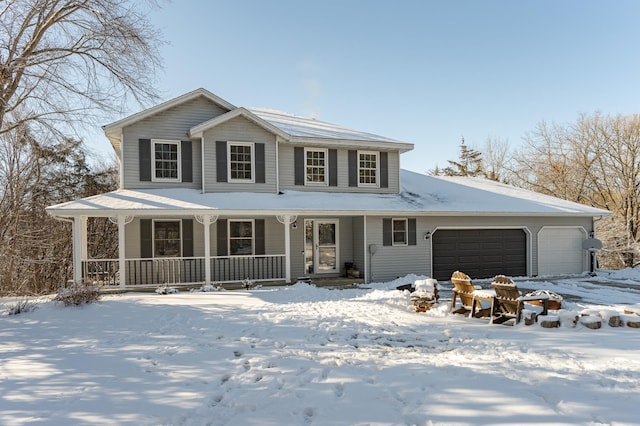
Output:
[
  {"xmin": 110, "ymin": 215, "xmax": 134, "ymax": 289},
  {"xmin": 196, "ymin": 215, "xmax": 217, "ymax": 285},
  {"xmin": 118, "ymin": 215, "xmax": 126, "ymax": 289},
  {"xmin": 80, "ymin": 216, "xmax": 88, "ymax": 261},
  {"xmin": 72, "ymin": 217, "xmax": 85, "ymax": 284},
  {"xmin": 277, "ymin": 215, "xmax": 297, "ymax": 283}
]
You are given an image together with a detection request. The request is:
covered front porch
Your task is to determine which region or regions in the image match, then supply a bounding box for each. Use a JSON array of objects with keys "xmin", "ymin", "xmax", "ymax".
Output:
[{"xmin": 67, "ymin": 214, "xmax": 300, "ymax": 289}]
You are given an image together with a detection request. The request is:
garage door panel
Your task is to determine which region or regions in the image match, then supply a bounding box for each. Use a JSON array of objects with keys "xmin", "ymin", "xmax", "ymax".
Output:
[
  {"xmin": 432, "ymin": 229, "xmax": 526, "ymax": 280},
  {"xmin": 538, "ymin": 228, "xmax": 584, "ymax": 275}
]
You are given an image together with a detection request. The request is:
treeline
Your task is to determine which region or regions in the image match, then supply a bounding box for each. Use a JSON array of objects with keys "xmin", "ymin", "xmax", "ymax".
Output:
[
  {"xmin": 0, "ymin": 127, "xmax": 118, "ymax": 295},
  {"xmin": 432, "ymin": 113, "xmax": 640, "ymax": 269}
]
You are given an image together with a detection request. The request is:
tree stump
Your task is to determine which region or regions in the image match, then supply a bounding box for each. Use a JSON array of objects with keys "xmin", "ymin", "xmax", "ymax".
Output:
[
  {"xmin": 599, "ymin": 310, "xmax": 622, "ymax": 327},
  {"xmin": 558, "ymin": 311, "xmax": 579, "ymax": 328},
  {"xmin": 539, "ymin": 314, "xmax": 560, "ymax": 328},
  {"xmin": 580, "ymin": 315, "xmax": 602, "ymax": 330},
  {"xmin": 623, "ymin": 304, "xmax": 640, "ymax": 315},
  {"xmin": 522, "ymin": 309, "xmax": 536, "ymax": 326}
]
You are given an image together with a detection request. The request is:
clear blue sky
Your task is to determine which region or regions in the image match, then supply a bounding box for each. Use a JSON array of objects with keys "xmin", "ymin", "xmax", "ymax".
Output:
[{"xmin": 93, "ymin": 0, "xmax": 640, "ymax": 173}]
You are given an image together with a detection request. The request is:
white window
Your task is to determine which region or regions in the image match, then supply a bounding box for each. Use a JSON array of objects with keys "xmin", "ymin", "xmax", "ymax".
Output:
[
  {"xmin": 228, "ymin": 142, "xmax": 254, "ymax": 183},
  {"xmin": 392, "ymin": 219, "xmax": 408, "ymax": 246},
  {"xmin": 153, "ymin": 220, "xmax": 182, "ymax": 257},
  {"xmin": 358, "ymin": 151, "xmax": 378, "ymax": 187},
  {"xmin": 229, "ymin": 220, "xmax": 254, "ymax": 255},
  {"xmin": 152, "ymin": 139, "xmax": 181, "ymax": 182},
  {"xmin": 305, "ymin": 148, "xmax": 328, "ymax": 185}
]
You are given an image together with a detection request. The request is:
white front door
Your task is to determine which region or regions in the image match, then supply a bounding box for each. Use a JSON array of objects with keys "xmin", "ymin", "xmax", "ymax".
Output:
[{"xmin": 305, "ymin": 219, "xmax": 339, "ymax": 274}]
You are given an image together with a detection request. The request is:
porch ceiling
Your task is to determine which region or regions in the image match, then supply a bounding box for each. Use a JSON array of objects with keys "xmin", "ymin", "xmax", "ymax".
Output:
[{"xmin": 46, "ymin": 170, "xmax": 609, "ymax": 218}]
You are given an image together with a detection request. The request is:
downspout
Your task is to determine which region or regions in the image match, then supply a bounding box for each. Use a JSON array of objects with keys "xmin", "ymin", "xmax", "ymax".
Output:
[
  {"xmin": 119, "ymin": 132, "xmax": 124, "ymax": 190},
  {"xmin": 275, "ymin": 137, "xmax": 280, "ymax": 194},
  {"xmin": 201, "ymin": 133, "xmax": 206, "ymax": 194},
  {"xmin": 591, "ymin": 215, "xmax": 605, "ymax": 273}
]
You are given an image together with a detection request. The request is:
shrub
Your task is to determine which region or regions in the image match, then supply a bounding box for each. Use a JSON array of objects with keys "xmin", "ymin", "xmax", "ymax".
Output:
[
  {"xmin": 5, "ymin": 298, "xmax": 39, "ymax": 315},
  {"xmin": 54, "ymin": 282, "xmax": 102, "ymax": 306}
]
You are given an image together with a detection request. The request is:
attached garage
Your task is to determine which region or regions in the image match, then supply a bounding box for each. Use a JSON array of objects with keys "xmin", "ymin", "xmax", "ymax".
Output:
[
  {"xmin": 538, "ymin": 227, "xmax": 586, "ymax": 276},
  {"xmin": 432, "ymin": 229, "xmax": 527, "ymax": 280}
]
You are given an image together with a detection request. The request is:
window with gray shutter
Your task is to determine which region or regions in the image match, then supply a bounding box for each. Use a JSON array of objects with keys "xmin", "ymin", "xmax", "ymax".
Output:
[
  {"xmin": 380, "ymin": 151, "xmax": 388, "ymax": 188},
  {"xmin": 294, "ymin": 147, "xmax": 304, "ymax": 185},
  {"xmin": 348, "ymin": 150, "xmax": 357, "ymax": 187},
  {"xmin": 382, "ymin": 218, "xmax": 392, "ymax": 246},
  {"xmin": 329, "ymin": 149, "xmax": 337, "ymax": 186},
  {"xmin": 181, "ymin": 141, "xmax": 192, "ymax": 183},
  {"xmin": 217, "ymin": 219, "xmax": 228, "ymax": 256},
  {"xmin": 216, "ymin": 141, "xmax": 227, "ymax": 182},
  {"xmin": 139, "ymin": 139, "xmax": 151, "ymax": 182},
  {"xmin": 255, "ymin": 143, "xmax": 265, "ymax": 183},
  {"xmin": 182, "ymin": 219, "xmax": 193, "ymax": 257}
]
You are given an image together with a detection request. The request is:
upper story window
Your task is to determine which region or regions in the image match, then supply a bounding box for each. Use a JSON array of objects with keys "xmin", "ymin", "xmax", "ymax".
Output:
[
  {"xmin": 153, "ymin": 220, "xmax": 181, "ymax": 257},
  {"xmin": 305, "ymin": 148, "xmax": 328, "ymax": 185},
  {"xmin": 152, "ymin": 140, "xmax": 181, "ymax": 182},
  {"xmin": 358, "ymin": 151, "xmax": 379, "ymax": 187},
  {"xmin": 229, "ymin": 220, "xmax": 254, "ymax": 255},
  {"xmin": 392, "ymin": 218, "xmax": 408, "ymax": 246},
  {"xmin": 228, "ymin": 142, "xmax": 254, "ymax": 183}
]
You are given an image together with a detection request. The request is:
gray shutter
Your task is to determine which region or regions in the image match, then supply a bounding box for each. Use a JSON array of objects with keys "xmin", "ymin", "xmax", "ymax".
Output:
[
  {"xmin": 182, "ymin": 219, "xmax": 193, "ymax": 257},
  {"xmin": 140, "ymin": 219, "xmax": 153, "ymax": 258},
  {"xmin": 217, "ymin": 219, "xmax": 228, "ymax": 256},
  {"xmin": 255, "ymin": 143, "xmax": 265, "ymax": 183},
  {"xmin": 216, "ymin": 141, "xmax": 227, "ymax": 182},
  {"xmin": 254, "ymin": 219, "xmax": 265, "ymax": 255},
  {"xmin": 181, "ymin": 141, "xmax": 192, "ymax": 183},
  {"xmin": 380, "ymin": 151, "xmax": 388, "ymax": 188},
  {"xmin": 329, "ymin": 149, "xmax": 337, "ymax": 186},
  {"xmin": 294, "ymin": 147, "xmax": 304, "ymax": 185},
  {"xmin": 139, "ymin": 139, "xmax": 151, "ymax": 182},
  {"xmin": 348, "ymin": 150, "xmax": 358, "ymax": 187},
  {"xmin": 383, "ymin": 218, "xmax": 392, "ymax": 246},
  {"xmin": 408, "ymin": 218, "xmax": 417, "ymax": 246}
]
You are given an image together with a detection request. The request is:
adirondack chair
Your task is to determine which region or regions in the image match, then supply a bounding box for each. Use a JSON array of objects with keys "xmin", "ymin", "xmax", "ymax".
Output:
[
  {"xmin": 450, "ymin": 271, "xmax": 491, "ymax": 318},
  {"xmin": 490, "ymin": 275, "xmax": 550, "ymax": 325}
]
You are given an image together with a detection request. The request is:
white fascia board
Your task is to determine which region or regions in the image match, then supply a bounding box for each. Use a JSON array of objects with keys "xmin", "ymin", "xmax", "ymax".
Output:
[
  {"xmin": 189, "ymin": 107, "xmax": 290, "ymax": 140},
  {"xmin": 46, "ymin": 208, "xmax": 609, "ymax": 219},
  {"xmin": 102, "ymin": 88, "xmax": 235, "ymax": 134},
  {"xmin": 288, "ymin": 137, "xmax": 414, "ymax": 153}
]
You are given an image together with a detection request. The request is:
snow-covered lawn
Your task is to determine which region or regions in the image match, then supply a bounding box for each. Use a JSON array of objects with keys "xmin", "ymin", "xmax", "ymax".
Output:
[{"xmin": 2, "ymin": 271, "xmax": 640, "ymax": 426}]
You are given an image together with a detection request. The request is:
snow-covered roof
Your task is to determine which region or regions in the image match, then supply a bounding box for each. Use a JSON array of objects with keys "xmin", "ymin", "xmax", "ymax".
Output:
[
  {"xmin": 247, "ymin": 108, "xmax": 413, "ymax": 151},
  {"xmin": 46, "ymin": 170, "xmax": 610, "ymax": 217}
]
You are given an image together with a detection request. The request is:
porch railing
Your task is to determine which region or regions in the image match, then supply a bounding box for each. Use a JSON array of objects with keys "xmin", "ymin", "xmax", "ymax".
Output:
[{"xmin": 81, "ymin": 254, "xmax": 286, "ymax": 286}]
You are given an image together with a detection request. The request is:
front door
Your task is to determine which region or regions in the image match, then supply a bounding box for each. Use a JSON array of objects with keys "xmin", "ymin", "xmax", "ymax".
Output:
[{"xmin": 305, "ymin": 219, "xmax": 339, "ymax": 274}]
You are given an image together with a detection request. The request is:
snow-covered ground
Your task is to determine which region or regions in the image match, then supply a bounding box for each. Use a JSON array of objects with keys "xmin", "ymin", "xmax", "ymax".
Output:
[{"xmin": 2, "ymin": 270, "xmax": 640, "ymax": 426}]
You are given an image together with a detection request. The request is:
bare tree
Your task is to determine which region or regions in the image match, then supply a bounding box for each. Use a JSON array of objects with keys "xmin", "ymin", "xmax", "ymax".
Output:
[
  {"xmin": 482, "ymin": 135, "xmax": 510, "ymax": 182},
  {"xmin": 0, "ymin": 0, "xmax": 164, "ymax": 140},
  {"xmin": 0, "ymin": 0, "xmax": 163, "ymax": 293},
  {"xmin": 512, "ymin": 113, "xmax": 640, "ymax": 268}
]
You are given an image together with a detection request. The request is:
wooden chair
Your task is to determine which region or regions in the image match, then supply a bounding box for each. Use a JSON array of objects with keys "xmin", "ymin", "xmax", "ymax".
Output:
[
  {"xmin": 490, "ymin": 275, "xmax": 549, "ymax": 325},
  {"xmin": 450, "ymin": 271, "xmax": 491, "ymax": 318}
]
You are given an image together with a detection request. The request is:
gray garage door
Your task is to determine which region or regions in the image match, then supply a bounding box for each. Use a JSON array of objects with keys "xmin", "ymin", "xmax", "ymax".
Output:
[{"xmin": 432, "ymin": 229, "xmax": 526, "ymax": 280}]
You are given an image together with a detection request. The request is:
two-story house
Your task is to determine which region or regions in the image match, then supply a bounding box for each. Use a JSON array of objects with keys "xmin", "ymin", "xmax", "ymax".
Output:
[{"xmin": 46, "ymin": 88, "xmax": 609, "ymax": 289}]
